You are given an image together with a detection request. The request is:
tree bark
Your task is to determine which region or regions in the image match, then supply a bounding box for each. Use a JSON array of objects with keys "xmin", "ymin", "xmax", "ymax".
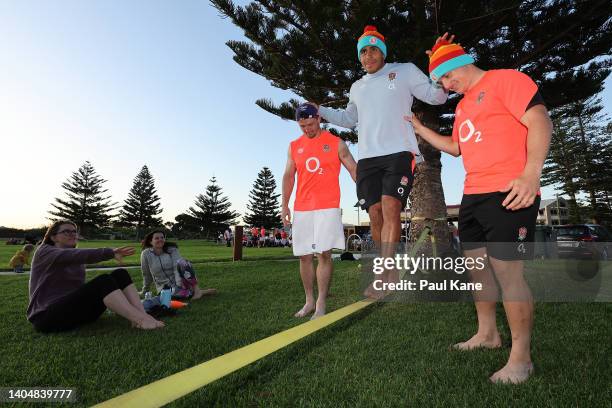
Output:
[{"xmin": 409, "ymin": 113, "xmax": 452, "ymax": 256}]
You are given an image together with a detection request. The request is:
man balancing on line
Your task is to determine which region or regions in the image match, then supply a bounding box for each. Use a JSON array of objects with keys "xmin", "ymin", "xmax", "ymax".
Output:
[
  {"xmin": 282, "ymin": 103, "xmax": 357, "ymax": 320},
  {"xmin": 313, "ymin": 25, "xmax": 448, "ymax": 298},
  {"xmin": 407, "ymin": 33, "xmax": 552, "ymax": 384}
]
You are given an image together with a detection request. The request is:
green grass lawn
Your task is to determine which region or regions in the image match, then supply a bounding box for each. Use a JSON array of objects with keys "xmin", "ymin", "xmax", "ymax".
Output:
[
  {"xmin": 1, "ymin": 257, "xmax": 610, "ymax": 407},
  {"xmin": 0, "ymin": 239, "xmax": 293, "ymax": 270}
]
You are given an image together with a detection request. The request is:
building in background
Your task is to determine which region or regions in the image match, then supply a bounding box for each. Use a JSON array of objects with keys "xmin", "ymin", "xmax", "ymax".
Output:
[{"xmin": 538, "ymin": 197, "xmax": 570, "ymax": 226}]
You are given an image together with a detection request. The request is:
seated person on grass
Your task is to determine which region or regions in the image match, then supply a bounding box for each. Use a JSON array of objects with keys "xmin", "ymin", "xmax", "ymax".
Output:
[
  {"xmin": 10, "ymin": 243, "xmax": 35, "ymax": 273},
  {"xmin": 27, "ymin": 220, "xmax": 164, "ymax": 332},
  {"xmin": 140, "ymin": 230, "xmax": 217, "ymax": 300}
]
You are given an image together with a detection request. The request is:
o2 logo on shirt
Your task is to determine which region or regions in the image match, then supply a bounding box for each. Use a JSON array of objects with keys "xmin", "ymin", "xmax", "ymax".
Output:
[
  {"xmin": 305, "ymin": 157, "xmax": 324, "ymax": 174},
  {"xmin": 458, "ymin": 119, "xmax": 483, "ymax": 143}
]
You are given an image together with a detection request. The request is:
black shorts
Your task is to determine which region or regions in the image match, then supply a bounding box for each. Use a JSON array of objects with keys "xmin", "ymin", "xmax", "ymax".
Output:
[
  {"xmin": 459, "ymin": 192, "xmax": 540, "ymax": 260},
  {"xmin": 356, "ymin": 151, "xmax": 414, "ymax": 211},
  {"xmin": 30, "ymin": 268, "xmax": 133, "ymax": 333}
]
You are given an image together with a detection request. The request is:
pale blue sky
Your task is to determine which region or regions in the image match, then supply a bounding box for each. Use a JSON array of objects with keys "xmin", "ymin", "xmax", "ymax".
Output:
[{"xmin": 0, "ymin": 1, "xmax": 610, "ymax": 229}]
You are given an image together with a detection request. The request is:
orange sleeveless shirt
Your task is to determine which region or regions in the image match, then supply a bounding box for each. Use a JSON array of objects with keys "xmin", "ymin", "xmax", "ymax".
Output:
[{"xmin": 290, "ymin": 131, "xmax": 341, "ymax": 211}]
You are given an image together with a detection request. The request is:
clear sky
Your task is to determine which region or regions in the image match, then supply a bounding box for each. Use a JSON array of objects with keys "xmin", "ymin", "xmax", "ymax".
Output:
[{"xmin": 0, "ymin": 1, "xmax": 610, "ymax": 229}]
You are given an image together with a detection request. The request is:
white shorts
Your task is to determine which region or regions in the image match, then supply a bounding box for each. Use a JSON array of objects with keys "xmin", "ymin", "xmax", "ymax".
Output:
[{"xmin": 292, "ymin": 208, "xmax": 345, "ymax": 256}]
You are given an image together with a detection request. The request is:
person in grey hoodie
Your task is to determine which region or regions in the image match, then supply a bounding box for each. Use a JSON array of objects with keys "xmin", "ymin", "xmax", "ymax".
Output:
[
  {"xmin": 314, "ymin": 25, "xmax": 448, "ymax": 298},
  {"xmin": 27, "ymin": 220, "xmax": 164, "ymax": 332},
  {"xmin": 140, "ymin": 230, "xmax": 217, "ymax": 300}
]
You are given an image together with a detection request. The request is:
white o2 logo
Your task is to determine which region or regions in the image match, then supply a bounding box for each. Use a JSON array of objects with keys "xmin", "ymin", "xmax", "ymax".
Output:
[
  {"xmin": 306, "ymin": 157, "xmax": 324, "ymax": 174},
  {"xmin": 458, "ymin": 119, "xmax": 483, "ymax": 143}
]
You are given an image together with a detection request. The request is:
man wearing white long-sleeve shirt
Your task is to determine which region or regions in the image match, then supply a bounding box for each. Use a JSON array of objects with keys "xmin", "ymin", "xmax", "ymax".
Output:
[{"xmin": 315, "ymin": 25, "xmax": 447, "ymax": 298}]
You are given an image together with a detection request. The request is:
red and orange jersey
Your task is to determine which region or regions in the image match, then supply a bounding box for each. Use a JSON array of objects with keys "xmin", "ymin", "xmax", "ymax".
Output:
[
  {"xmin": 452, "ymin": 69, "xmax": 539, "ymax": 194},
  {"xmin": 290, "ymin": 131, "xmax": 341, "ymax": 211}
]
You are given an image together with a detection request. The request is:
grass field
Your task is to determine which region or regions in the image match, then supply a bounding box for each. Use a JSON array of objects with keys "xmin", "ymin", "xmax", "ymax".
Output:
[
  {"xmin": 1, "ymin": 250, "xmax": 610, "ymax": 407},
  {"xmin": 0, "ymin": 240, "xmax": 293, "ymax": 270}
]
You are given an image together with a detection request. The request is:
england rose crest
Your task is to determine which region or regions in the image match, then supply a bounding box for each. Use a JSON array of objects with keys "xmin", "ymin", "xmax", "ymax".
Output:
[{"xmin": 518, "ymin": 227, "xmax": 527, "ymax": 241}]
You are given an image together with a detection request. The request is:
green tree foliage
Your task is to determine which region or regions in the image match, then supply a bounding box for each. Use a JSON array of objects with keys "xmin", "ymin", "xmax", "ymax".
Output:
[
  {"xmin": 48, "ymin": 161, "xmax": 116, "ymax": 236},
  {"xmin": 542, "ymin": 115, "xmax": 583, "ymax": 223},
  {"xmin": 210, "ymin": 0, "xmax": 610, "ymax": 127},
  {"xmin": 172, "ymin": 213, "xmax": 201, "ymax": 239},
  {"xmin": 186, "ymin": 177, "xmax": 240, "ymax": 238},
  {"xmin": 118, "ymin": 165, "xmax": 163, "ymax": 239},
  {"xmin": 243, "ymin": 167, "xmax": 281, "ymax": 229},
  {"xmin": 544, "ymin": 96, "xmax": 612, "ymax": 225}
]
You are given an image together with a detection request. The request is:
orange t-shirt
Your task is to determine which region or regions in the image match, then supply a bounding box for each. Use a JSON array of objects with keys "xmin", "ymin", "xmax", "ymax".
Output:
[
  {"xmin": 290, "ymin": 130, "xmax": 341, "ymax": 211},
  {"xmin": 452, "ymin": 69, "xmax": 539, "ymax": 194}
]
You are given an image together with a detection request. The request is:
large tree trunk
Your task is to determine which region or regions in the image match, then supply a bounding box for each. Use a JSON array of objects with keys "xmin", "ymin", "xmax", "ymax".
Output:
[{"xmin": 409, "ymin": 134, "xmax": 452, "ymax": 256}]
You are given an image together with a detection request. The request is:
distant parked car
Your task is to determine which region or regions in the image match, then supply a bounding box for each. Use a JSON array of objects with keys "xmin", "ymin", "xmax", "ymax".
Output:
[{"xmin": 554, "ymin": 224, "xmax": 611, "ymax": 260}]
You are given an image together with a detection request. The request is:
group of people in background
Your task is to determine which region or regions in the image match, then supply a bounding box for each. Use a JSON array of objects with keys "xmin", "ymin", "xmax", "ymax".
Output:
[
  {"xmin": 215, "ymin": 226, "xmax": 292, "ymax": 248},
  {"xmin": 243, "ymin": 226, "xmax": 291, "ymax": 248}
]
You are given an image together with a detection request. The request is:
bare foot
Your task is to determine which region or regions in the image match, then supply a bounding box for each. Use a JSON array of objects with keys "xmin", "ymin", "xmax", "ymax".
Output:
[
  {"xmin": 311, "ymin": 303, "xmax": 326, "ymax": 320},
  {"xmin": 134, "ymin": 316, "xmax": 165, "ymax": 330},
  {"xmin": 294, "ymin": 303, "xmax": 315, "ymax": 318},
  {"xmin": 310, "ymin": 310, "xmax": 326, "ymax": 320},
  {"xmin": 363, "ymin": 282, "xmax": 385, "ymax": 300},
  {"xmin": 452, "ymin": 332, "xmax": 502, "ymax": 350},
  {"xmin": 191, "ymin": 287, "xmax": 217, "ymax": 300},
  {"xmin": 490, "ymin": 362, "xmax": 534, "ymax": 384}
]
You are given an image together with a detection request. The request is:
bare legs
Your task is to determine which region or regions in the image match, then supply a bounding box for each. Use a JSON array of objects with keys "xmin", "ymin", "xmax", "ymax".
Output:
[
  {"xmin": 364, "ymin": 195, "xmax": 403, "ymax": 298},
  {"xmin": 453, "ymin": 248, "xmax": 502, "ymax": 350},
  {"xmin": 104, "ymin": 285, "xmax": 164, "ymax": 330},
  {"xmin": 488, "ymin": 255, "xmax": 534, "ymax": 384},
  {"xmin": 458, "ymin": 248, "xmax": 534, "ymax": 384},
  {"xmin": 295, "ymin": 251, "xmax": 333, "ymax": 320}
]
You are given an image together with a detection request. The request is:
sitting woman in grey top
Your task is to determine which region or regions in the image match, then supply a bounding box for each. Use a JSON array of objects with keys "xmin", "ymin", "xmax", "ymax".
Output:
[{"xmin": 140, "ymin": 230, "xmax": 216, "ymax": 300}]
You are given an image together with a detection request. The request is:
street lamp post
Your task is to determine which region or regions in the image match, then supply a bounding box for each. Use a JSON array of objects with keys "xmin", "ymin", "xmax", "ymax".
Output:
[
  {"xmin": 556, "ymin": 193, "xmax": 561, "ymax": 225},
  {"xmin": 354, "ymin": 201, "xmax": 360, "ymax": 226}
]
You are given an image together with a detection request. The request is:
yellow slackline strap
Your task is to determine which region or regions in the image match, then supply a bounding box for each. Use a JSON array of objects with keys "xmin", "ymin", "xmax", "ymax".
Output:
[
  {"xmin": 410, "ymin": 216, "xmax": 447, "ymax": 221},
  {"xmin": 94, "ymin": 299, "xmax": 375, "ymax": 408}
]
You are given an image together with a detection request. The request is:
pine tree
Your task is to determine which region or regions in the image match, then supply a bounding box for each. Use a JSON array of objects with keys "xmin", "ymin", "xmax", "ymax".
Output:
[
  {"xmin": 173, "ymin": 213, "xmax": 200, "ymax": 238},
  {"xmin": 186, "ymin": 177, "xmax": 240, "ymax": 238},
  {"xmin": 243, "ymin": 167, "xmax": 281, "ymax": 229},
  {"xmin": 210, "ymin": 0, "xmax": 611, "ymax": 247},
  {"xmin": 542, "ymin": 114, "xmax": 583, "ymax": 223},
  {"xmin": 48, "ymin": 161, "xmax": 116, "ymax": 236},
  {"xmin": 569, "ymin": 98, "xmax": 611, "ymax": 224},
  {"xmin": 118, "ymin": 165, "xmax": 163, "ymax": 239},
  {"xmin": 593, "ymin": 138, "xmax": 612, "ymax": 227},
  {"xmin": 544, "ymin": 96, "xmax": 612, "ymax": 225}
]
